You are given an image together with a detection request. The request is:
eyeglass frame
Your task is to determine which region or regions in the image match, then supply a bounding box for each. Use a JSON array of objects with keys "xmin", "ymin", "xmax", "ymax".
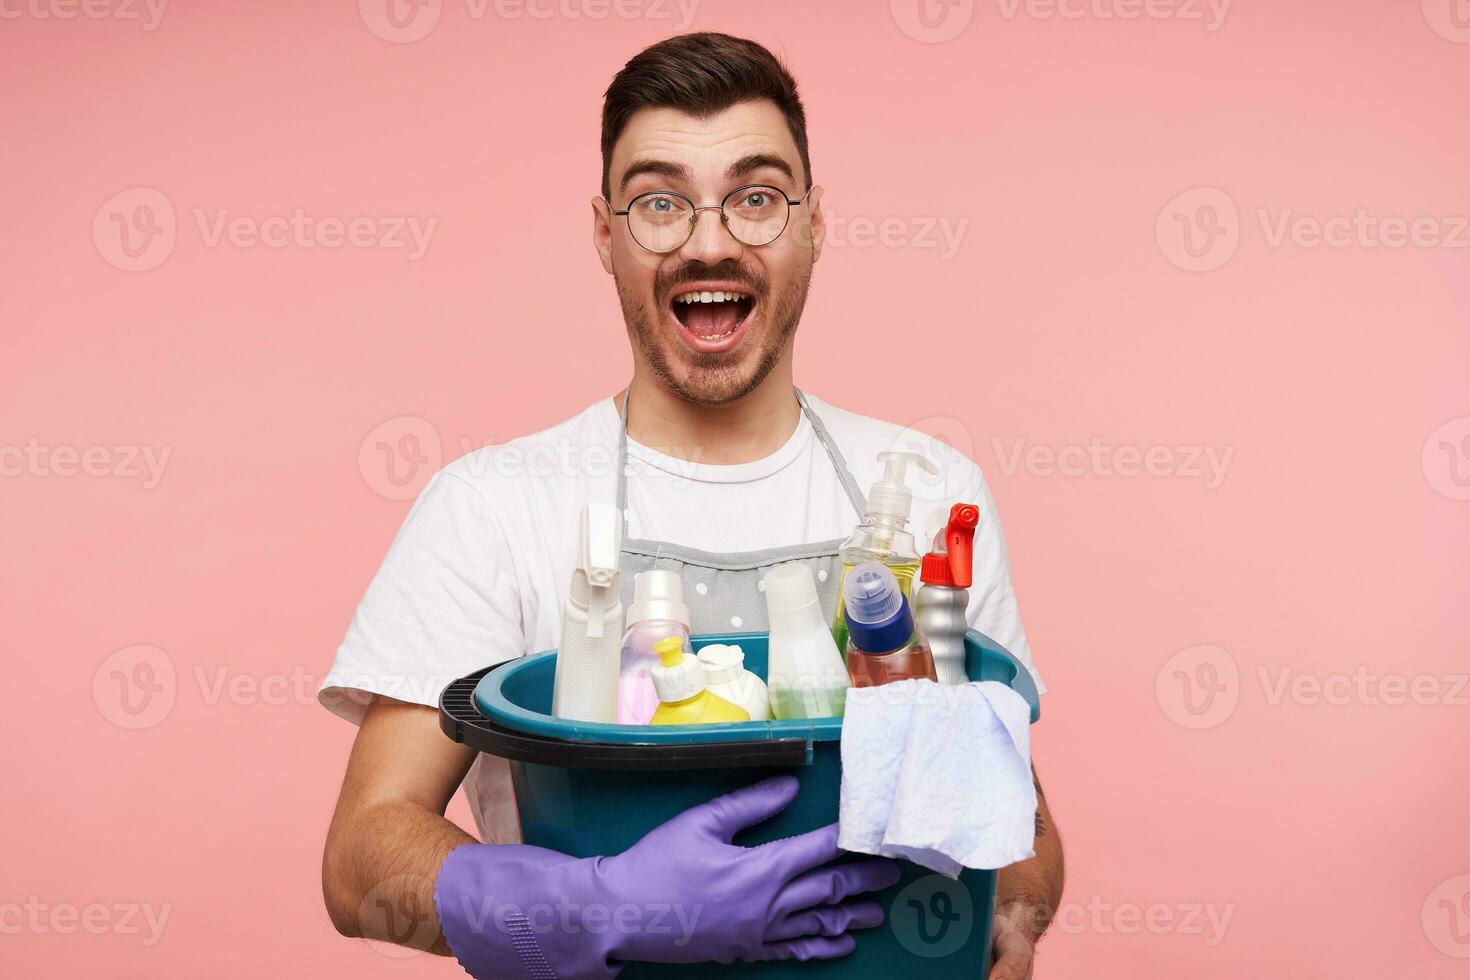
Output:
[{"xmin": 608, "ymin": 183, "xmax": 815, "ymax": 253}]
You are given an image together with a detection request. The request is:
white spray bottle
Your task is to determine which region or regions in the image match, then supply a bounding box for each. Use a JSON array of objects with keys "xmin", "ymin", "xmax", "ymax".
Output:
[{"xmin": 551, "ymin": 502, "xmax": 624, "ymax": 723}]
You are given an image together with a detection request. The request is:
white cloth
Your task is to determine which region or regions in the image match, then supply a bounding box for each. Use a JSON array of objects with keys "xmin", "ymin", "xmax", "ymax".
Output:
[
  {"xmin": 838, "ymin": 679, "xmax": 1036, "ymax": 877},
  {"xmin": 318, "ymin": 392, "xmax": 1041, "ymax": 844}
]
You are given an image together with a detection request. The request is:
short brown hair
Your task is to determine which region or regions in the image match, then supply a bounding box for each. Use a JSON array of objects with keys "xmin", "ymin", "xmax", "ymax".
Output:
[{"xmin": 600, "ymin": 33, "xmax": 811, "ymax": 200}]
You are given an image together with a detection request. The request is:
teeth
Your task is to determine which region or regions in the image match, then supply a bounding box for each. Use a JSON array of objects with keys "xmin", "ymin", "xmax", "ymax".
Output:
[{"xmin": 675, "ymin": 290, "xmax": 749, "ymax": 304}]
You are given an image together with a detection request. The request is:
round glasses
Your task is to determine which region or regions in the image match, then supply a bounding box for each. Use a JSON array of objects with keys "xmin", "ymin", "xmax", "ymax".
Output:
[{"xmin": 611, "ymin": 184, "xmax": 812, "ymax": 253}]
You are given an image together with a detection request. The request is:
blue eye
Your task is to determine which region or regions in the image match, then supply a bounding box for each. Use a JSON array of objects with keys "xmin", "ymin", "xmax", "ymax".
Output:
[
  {"xmin": 633, "ymin": 194, "xmax": 691, "ymax": 223},
  {"xmin": 638, "ymin": 194, "xmax": 683, "ymax": 211}
]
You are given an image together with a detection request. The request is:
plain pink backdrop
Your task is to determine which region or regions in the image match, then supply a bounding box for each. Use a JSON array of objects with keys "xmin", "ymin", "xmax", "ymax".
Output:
[{"xmin": 3, "ymin": 1, "xmax": 1468, "ymax": 976}]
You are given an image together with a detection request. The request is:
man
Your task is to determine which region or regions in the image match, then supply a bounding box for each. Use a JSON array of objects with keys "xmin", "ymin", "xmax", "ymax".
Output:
[{"xmin": 321, "ymin": 32, "xmax": 1062, "ymax": 979}]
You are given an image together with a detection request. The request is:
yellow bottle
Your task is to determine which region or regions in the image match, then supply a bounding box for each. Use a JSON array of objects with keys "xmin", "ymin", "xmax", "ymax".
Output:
[{"xmin": 649, "ymin": 637, "xmax": 751, "ymax": 725}]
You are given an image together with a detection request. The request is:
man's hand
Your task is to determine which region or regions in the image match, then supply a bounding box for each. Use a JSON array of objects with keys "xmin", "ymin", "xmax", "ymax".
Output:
[
  {"xmin": 988, "ymin": 903, "xmax": 1039, "ymax": 980},
  {"xmin": 436, "ymin": 776, "xmax": 901, "ymax": 977},
  {"xmin": 988, "ymin": 763, "xmax": 1063, "ymax": 979}
]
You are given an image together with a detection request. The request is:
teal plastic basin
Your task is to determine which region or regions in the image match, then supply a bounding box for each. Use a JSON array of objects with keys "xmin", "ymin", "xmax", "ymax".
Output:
[{"xmin": 452, "ymin": 629, "xmax": 1040, "ymax": 979}]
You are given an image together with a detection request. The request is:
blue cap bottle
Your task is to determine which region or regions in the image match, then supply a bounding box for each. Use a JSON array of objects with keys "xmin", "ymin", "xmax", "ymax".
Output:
[
  {"xmin": 843, "ymin": 562, "xmax": 915, "ymax": 653},
  {"xmin": 842, "ymin": 561, "xmax": 939, "ymax": 686}
]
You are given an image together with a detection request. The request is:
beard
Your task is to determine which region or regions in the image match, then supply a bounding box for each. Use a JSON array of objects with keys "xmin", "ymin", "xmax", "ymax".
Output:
[{"xmin": 614, "ymin": 257, "xmax": 811, "ymax": 407}]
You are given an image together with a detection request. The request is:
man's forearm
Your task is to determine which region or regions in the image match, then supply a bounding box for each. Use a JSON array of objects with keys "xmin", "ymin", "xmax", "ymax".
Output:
[
  {"xmin": 995, "ymin": 767, "xmax": 1065, "ymax": 941},
  {"xmin": 322, "ymin": 699, "xmax": 480, "ymax": 956},
  {"xmin": 323, "ymin": 796, "xmax": 476, "ymax": 955}
]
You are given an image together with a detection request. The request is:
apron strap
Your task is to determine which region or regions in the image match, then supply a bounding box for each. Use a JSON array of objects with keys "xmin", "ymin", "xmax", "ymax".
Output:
[
  {"xmin": 615, "ymin": 384, "xmax": 868, "ymax": 537},
  {"xmin": 795, "ymin": 387, "xmax": 870, "ymax": 517},
  {"xmin": 616, "ymin": 386, "xmax": 632, "ymax": 534}
]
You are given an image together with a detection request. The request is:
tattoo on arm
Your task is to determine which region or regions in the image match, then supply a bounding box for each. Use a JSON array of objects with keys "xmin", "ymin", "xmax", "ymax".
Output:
[{"xmin": 1033, "ymin": 767, "xmax": 1047, "ymax": 838}]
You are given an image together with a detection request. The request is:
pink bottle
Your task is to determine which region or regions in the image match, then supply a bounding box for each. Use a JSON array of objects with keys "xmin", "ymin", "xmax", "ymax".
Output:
[{"xmin": 616, "ymin": 570, "xmax": 692, "ymax": 724}]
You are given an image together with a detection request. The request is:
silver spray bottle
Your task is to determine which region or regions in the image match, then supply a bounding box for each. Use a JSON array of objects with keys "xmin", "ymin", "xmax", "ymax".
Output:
[{"xmin": 914, "ymin": 503, "xmax": 980, "ymax": 686}]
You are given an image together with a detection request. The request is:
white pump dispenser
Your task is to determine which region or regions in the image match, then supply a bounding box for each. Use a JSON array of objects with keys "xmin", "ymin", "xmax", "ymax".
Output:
[
  {"xmin": 552, "ymin": 502, "xmax": 624, "ymax": 722},
  {"xmin": 865, "ymin": 451, "xmax": 938, "ymax": 545},
  {"xmin": 831, "ymin": 450, "xmax": 938, "ymax": 650}
]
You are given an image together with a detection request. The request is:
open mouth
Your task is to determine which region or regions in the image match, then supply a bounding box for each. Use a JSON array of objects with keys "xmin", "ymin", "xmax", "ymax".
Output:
[{"xmin": 669, "ymin": 288, "xmax": 756, "ymax": 352}]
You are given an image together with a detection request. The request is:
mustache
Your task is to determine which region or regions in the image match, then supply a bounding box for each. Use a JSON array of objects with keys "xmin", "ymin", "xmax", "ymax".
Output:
[{"xmin": 654, "ymin": 262, "xmax": 766, "ymax": 301}]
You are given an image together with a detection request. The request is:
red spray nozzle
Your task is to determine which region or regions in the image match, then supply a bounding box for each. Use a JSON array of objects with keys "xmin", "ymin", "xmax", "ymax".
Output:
[{"xmin": 920, "ymin": 503, "xmax": 980, "ymax": 588}]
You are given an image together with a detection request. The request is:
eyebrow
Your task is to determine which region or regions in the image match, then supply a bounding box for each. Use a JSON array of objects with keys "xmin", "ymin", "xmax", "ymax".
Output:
[
  {"xmin": 618, "ymin": 159, "xmax": 691, "ymax": 193},
  {"xmin": 726, "ymin": 153, "xmax": 796, "ymax": 185},
  {"xmin": 616, "ymin": 152, "xmax": 799, "ymax": 196}
]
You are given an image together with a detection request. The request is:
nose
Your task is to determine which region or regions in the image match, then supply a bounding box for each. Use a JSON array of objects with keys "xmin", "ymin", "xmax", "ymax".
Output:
[{"xmin": 677, "ymin": 206, "xmax": 745, "ymax": 266}]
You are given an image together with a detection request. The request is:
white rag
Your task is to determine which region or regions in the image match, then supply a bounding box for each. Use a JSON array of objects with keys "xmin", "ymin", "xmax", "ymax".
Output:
[{"xmin": 838, "ymin": 679, "xmax": 1036, "ymax": 878}]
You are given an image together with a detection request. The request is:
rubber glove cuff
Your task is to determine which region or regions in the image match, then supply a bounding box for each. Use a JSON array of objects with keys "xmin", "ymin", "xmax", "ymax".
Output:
[{"xmin": 435, "ymin": 842, "xmax": 618, "ymax": 980}]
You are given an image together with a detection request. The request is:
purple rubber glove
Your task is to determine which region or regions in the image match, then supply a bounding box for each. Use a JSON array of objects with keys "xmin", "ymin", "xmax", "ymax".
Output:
[{"xmin": 435, "ymin": 774, "xmax": 901, "ymax": 979}]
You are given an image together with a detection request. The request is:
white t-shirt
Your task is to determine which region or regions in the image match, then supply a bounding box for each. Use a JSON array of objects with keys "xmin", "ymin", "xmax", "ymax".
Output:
[{"xmin": 319, "ymin": 391, "xmax": 1041, "ymax": 843}]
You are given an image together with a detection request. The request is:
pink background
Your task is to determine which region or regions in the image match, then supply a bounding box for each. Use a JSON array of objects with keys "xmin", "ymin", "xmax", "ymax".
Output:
[{"xmin": 4, "ymin": 1, "xmax": 1468, "ymax": 976}]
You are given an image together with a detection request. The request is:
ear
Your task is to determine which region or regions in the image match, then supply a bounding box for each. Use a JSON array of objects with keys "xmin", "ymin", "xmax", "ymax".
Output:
[
  {"xmin": 807, "ymin": 186, "xmax": 826, "ymax": 264},
  {"xmin": 591, "ymin": 196, "xmax": 615, "ymax": 275}
]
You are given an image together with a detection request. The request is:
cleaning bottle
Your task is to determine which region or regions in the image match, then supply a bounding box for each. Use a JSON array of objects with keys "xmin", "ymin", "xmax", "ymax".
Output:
[
  {"xmin": 617, "ymin": 569, "xmax": 692, "ymax": 724},
  {"xmin": 650, "ymin": 636, "xmax": 750, "ymax": 725},
  {"xmin": 842, "ymin": 561, "xmax": 937, "ymax": 687},
  {"xmin": 551, "ymin": 502, "xmax": 623, "ymax": 723},
  {"xmin": 831, "ymin": 450, "xmax": 938, "ymax": 653},
  {"xmin": 766, "ymin": 562, "xmax": 851, "ymax": 719},
  {"xmin": 915, "ymin": 503, "xmax": 980, "ymax": 686},
  {"xmin": 696, "ymin": 643, "xmax": 771, "ymax": 721}
]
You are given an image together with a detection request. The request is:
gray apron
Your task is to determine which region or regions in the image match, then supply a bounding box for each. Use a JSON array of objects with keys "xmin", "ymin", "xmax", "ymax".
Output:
[{"xmin": 615, "ymin": 387, "xmax": 869, "ymax": 633}]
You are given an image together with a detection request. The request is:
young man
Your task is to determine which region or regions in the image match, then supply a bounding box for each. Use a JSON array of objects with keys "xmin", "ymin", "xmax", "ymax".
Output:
[{"xmin": 321, "ymin": 32, "xmax": 1062, "ymax": 979}]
